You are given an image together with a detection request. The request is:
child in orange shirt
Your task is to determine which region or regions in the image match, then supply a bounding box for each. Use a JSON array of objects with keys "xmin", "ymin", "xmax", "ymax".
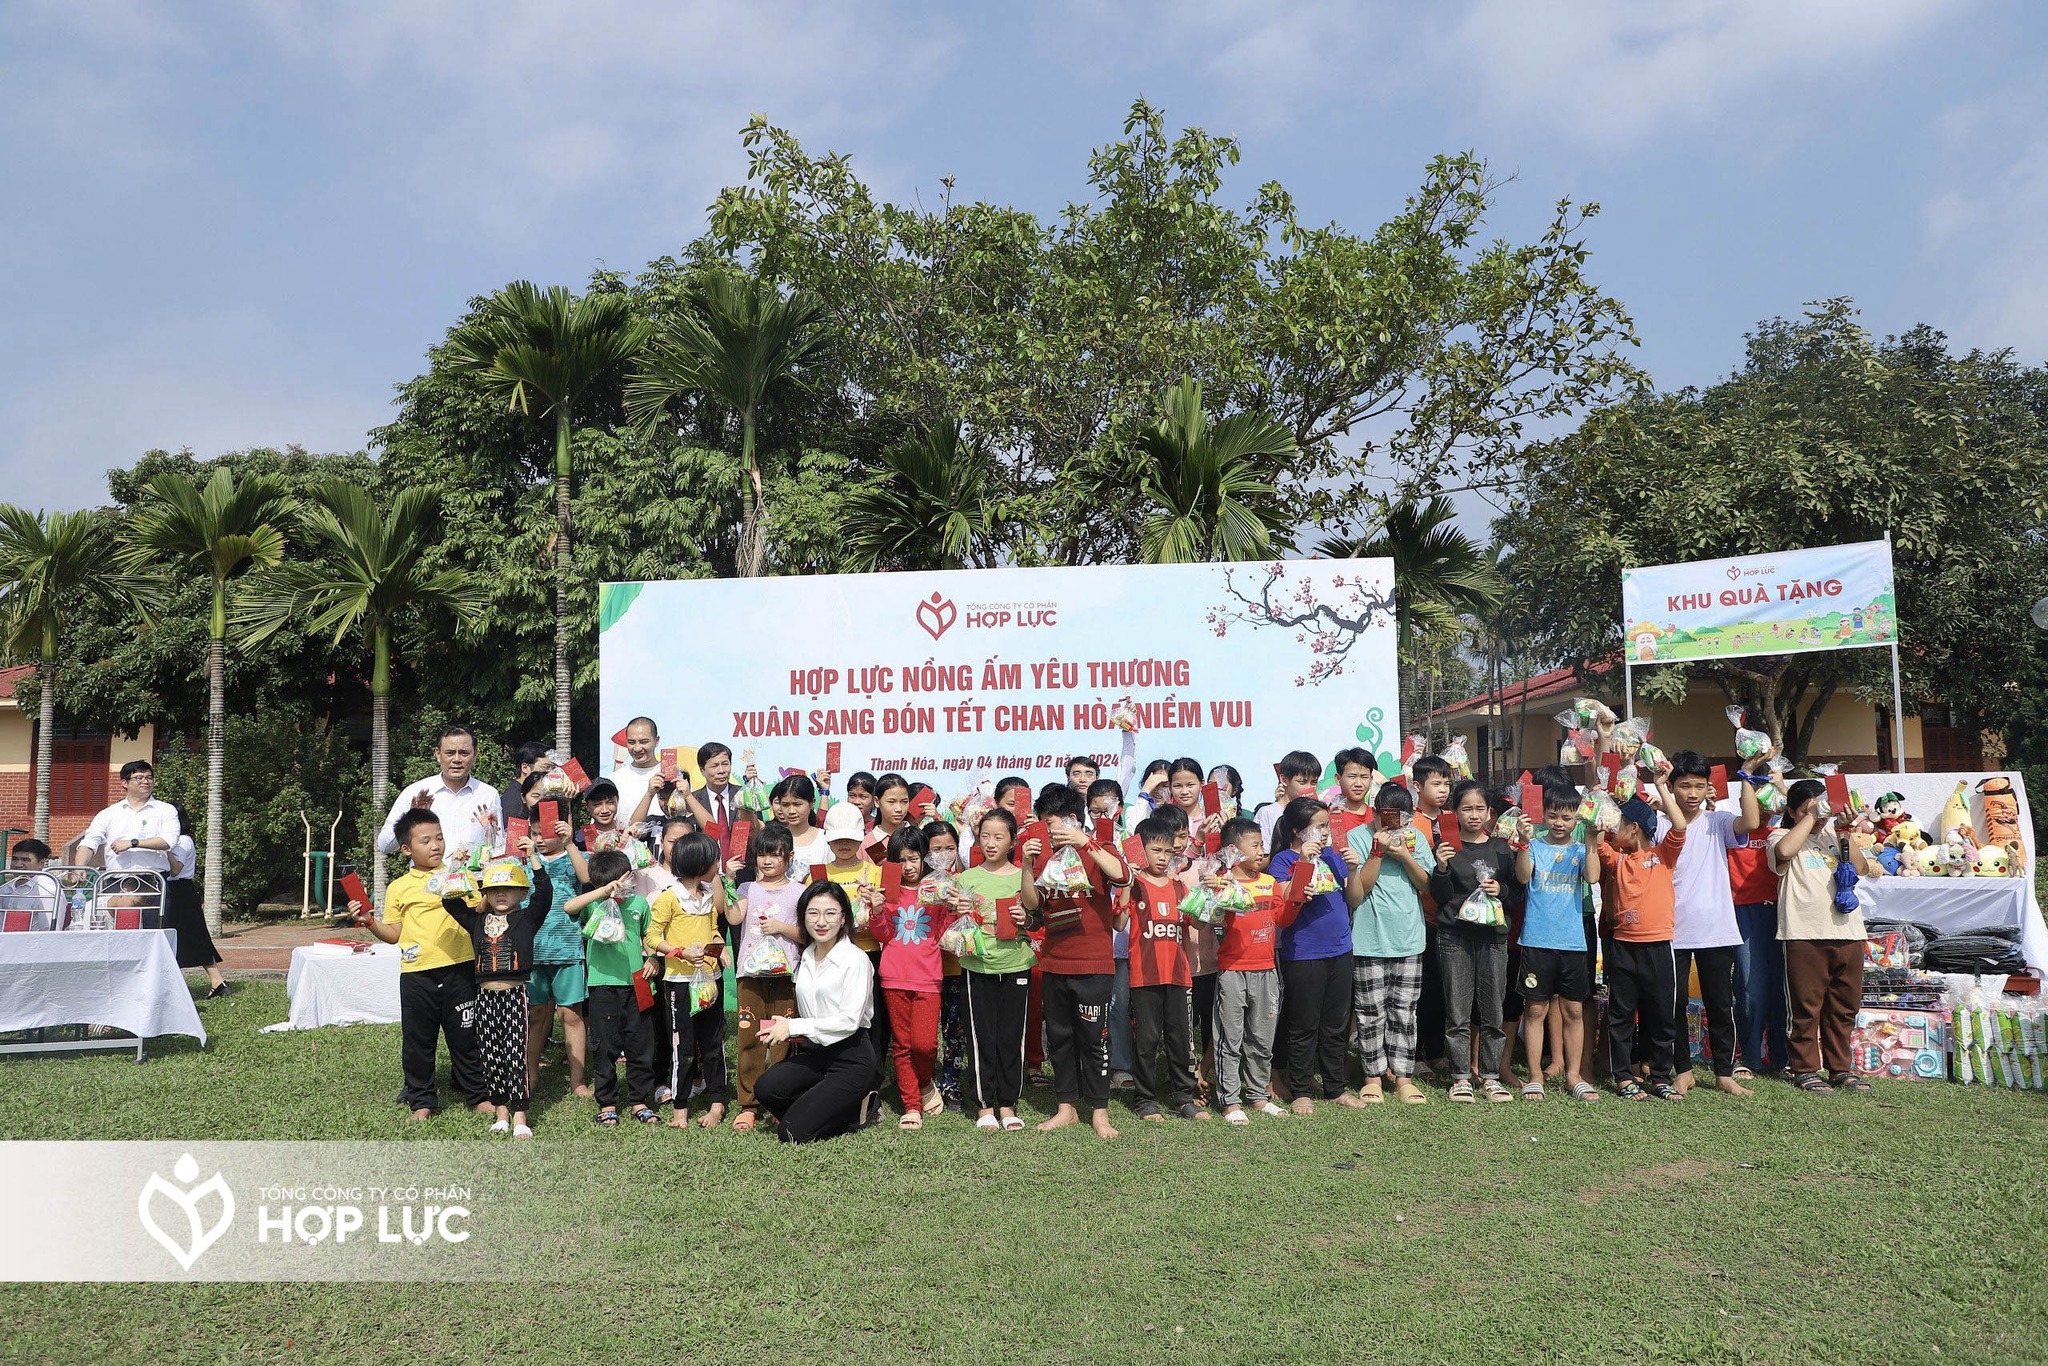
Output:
[{"xmin": 1594, "ymin": 773, "xmax": 1688, "ymax": 1100}]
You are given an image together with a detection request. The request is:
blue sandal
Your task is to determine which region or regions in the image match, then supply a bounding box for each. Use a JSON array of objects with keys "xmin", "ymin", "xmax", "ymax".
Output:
[
  {"xmin": 631, "ymin": 1106, "xmax": 659, "ymax": 1124},
  {"xmin": 593, "ymin": 1109, "xmax": 620, "ymax": 1126}
]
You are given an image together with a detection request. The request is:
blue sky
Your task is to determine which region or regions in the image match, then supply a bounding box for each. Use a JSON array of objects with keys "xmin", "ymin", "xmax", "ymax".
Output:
[{"xmin": 3, "ymin": 0, "xmax": 2044, "ymax": 513}]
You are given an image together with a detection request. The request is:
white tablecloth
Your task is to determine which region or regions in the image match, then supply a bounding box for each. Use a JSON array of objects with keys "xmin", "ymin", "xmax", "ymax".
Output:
[
  {"xmin": 0, "ymin": 929, "xmax": 206, "ymax": 1043},
  {"xmin": 263, "ymin": 941, "xmax": 401, "ymax": 1031},
  {"xmin": 1860, "ymin": 877, "xmax": 2045, "ymax": 969}
]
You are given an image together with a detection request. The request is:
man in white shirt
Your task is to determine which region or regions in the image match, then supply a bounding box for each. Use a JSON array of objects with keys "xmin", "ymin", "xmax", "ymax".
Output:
[
  {"xmin": 77, "ymin": 761, "xmax": 180, "ymax": 874},
  {"xmin": 609, "ymin": 716, "xmax": 665, "ymax": 833},
  {"xmin": 376, "ymin": 725, "xmax": 500, "ymax": 857}
]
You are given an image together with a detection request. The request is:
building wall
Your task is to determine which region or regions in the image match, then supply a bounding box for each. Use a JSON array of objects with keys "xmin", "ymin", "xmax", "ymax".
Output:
[{"xmin": 0, "ymin": 714, "xmax": 157, "ymax": 852}]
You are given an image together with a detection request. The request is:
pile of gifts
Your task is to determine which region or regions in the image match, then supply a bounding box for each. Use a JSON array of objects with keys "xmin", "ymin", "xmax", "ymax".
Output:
[{"xmin": 1947, "ymin": 983, "xmax": 2047, "ymax": 1088}]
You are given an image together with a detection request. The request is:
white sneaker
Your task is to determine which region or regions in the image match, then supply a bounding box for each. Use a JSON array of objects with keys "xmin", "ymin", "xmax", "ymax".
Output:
[
  {"xmin": 1258, "ymin": 1101, "xmax": 1288, "ymax": 1118},
  {"xmin": 488, "ymin": 1118, "xmax": 509, "ymax": 1134}
]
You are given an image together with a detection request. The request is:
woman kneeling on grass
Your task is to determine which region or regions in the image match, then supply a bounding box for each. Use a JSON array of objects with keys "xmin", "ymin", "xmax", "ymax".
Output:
[{"xmin": 756, "ymin": 882, "xmax": 882, "ymax": 1143}]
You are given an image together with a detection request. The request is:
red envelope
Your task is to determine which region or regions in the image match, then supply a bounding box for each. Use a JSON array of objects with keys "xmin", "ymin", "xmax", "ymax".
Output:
[
  {"xmin": 1094, "ymin": 816, "xmax": 1116, "ymax": 846},
  {"xmin": 1825, "ymin": 772, "xmax": 1851, "ymax": 808},
  {"xmin": 1019, "ymin": 820, "xmax": 1050, "ymax": 875},
  {"xmin": 1437, "ymin": 812, "xmax": 1463, "ymax": 852},
  {"xmin": 559, "ymin": 758, "xmax": 591, "ymax": 792},
  {"xmin": 880, "ymin": 861, "xmax": 903, "ymax": 902},
  {"xmin": 1388, "ymin": 774, "xmax": 1409, "ymax": 790},
  {"xmin": 704, "ymin": 819, "xmax": 728, "ymax": 843},
  {"xmin": 1520, "ymin": 783, "xmax": 1542, "ymax": 819},
  {"xmin": 862, "ymin": 834, "xmax": 888, "ymax": 865},
  {"xmin": 825, "ymin": 741, "xmax": 842, "ymax": 773},
  {"xmin": 1122, "ymin": 833, "xmax": 1147, "ymax": 869},
  {"xmin": 1329, "ymin": 809, "xmax": 1370, "ymax": 852},
  {"xmin": 659, "ymin": 748, "xmax": 679, "ymax": 782},
  {"xmin": 1599, "ymin": 753, "xmax": 1622, "ymax": 790},
  {"xmin": 538, "ymin": 800, "xmax": 560, "ymax": 831},
  {"xmin": 1709, "ymin": 765, "xmax": 1730, "ymax": 800},
  {"xmin": 505, "ymin": 817, "xmax": 529, "ymax": 850},
  {"xmin": 1272, "ymin": 762, "xmax": 1287, "ymax": 780},
  {"xmin": 630, "ymin": 966, "xmax": 655, "ymax": 1012},
  {"xmin": 909, "ymin": 785, "xmax": 936, "ymax": 819},
  {"xmin": 579, "ymin": 824, "xmax": 598, "ymax": 850},
  {"xmin": 340, "ymin": 871, "xmax": 369, "ymax": 917},
  {"xmin": 968, "ymin": 842, "xmax": 984, "ymax": 867},
  {"xmin": 1005, "ymin": 787, "xmax": 1032, "ymax": 824},
  {"xmin": 1284, "ymin": 855, "xmax": 1316, "ymax": 903},
  {"xmin": 721, "ymin": 818, "xmax": 753, "ymax": 865},
  {"xmin": 1517, "ymin": 770, "xmax": 1533, "ymax": 789},
  {"xmin": 992, "ymin": 896, "xmax": 1020, "ymax": 941}
]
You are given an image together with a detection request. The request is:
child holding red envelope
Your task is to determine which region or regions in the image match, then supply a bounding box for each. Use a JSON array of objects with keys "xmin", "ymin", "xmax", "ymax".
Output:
[
  {"xmin": 1344, "ymin": 781, "xmax": 1436, "ymax": 1105},
  {"xmin": 870, "ymin": 826, "xmax": 956, "ymax": 1129},
  {"xmin": 954, "ymin": 810, "xmax": 1035, "ymax": 1130},
  {"xmin": 562, "ymin": 849, "xmax": 659, "ymax": 1126},
  {"xmin": 1425, "ymin": 779, "xmax": 1525, "ymax": 1103},
  {"xmin": 725, "ymin": 823, "xmax": 806, "ymax": 1132},
  {"xmin": 1018, "ymin": 785, "xmax": 1132, "ymax": 1138},
  {"xmin": 647, "ymin": 832, "xmax": 731, "ymax": 1130},
  {"xmin": 1268, "ymin": 798, "xmax": 1368, "ymax": 1115}
]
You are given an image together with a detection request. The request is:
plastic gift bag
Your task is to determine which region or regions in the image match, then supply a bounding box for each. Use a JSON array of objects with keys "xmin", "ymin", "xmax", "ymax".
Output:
[
  {"xmin": 739, "ymin": 936, "xmax": 792, "ymax": 977},
  {"xmin": 1440, "ymin": 737, "xmax": 1472, "ymax": 779},
  {"xmin": 1304, "ymin": 856, "xmax": 1339, "ymax": 898},
  {"xmin": 587, "ymin": 898, "xmax": 627, "ymax": 945},
  {"xmin": 1035, "ymin": 847, "xmax": 1091, "ymax": 893},
  {"xmin": 1455, "ymin": 859, "xmax": 1505, "ymax": 927},
  {"xmin": 425, "ymin": 867, "xmax": 473, "ymax": 899},
  {"xmin": 1726, "ymin": 705, "xmax": 1772, "ymax": 762},
  {"xmin": 918, "ymin": 871, "xmax": 960, "ymax": 908},
  {"xmin": 1612, "ymin": 717, "xmax": 1651, "ymax": 757},
  {"xmin": 1178, "ymin": 884, "xmax": 1222, "ymax": 923},
  {"xmin": 1212, "ymin": 878, "xmax": 1254, "ymax": 913}
]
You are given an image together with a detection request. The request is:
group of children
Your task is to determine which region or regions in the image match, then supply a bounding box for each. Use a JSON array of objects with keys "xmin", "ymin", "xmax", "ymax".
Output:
[{"xmin": 353, "ymin": 720, "xmax": 1876, "ymax": 1139}]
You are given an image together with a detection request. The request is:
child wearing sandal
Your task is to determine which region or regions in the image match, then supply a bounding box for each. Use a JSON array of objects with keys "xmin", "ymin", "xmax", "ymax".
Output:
[
  {"xmin": 1209, "ymin": 818, "xmax": 1291, "ymax": 1123},
  {"xmin": 727, "ymin": 822, "xmax": 805, "ymax": 1132},
  {"xmin": 1766, "ymin": 778, "xmax": 1873, "ymax": 1095},
  {"xmin": 1426, "ymin": 779, "xmax": 1523, "ymax": 1103},
  {"xmin": 955, "ymin": 810, "xmax": 1034, "ymax": 1131},
  {"xmin": 870, "ymin": 826, "xmax": 955, "ymax": 1129},
  {"xmin": 647, "ymin": 832, "xmax": 730, "ymax": 1129},
  {"xmin": 438, "ymin": 851, "xmax": 553, "ymax": 1137},
  {"xmin": 1344, "ymin": 781, "xmax": 1435, "ymax": 1106},
  {"xmin": 1593, "ymin": 773, "xmax": 1688, "ymax": 1101},
  {"xmin": 1513, "ymin": 784, "xmax": 1598, "ymax": 1102},
  {"xmin": 563, "ymin": 849, "xmax": 659, "ymax": 1125}
]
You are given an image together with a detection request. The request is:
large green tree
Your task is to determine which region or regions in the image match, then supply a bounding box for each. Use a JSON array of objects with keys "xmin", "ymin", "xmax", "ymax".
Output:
[
  {"xmin": 242, "ymin": 483, "xmax": 486, "ymax": 901},
  {"xmin": 447, "ymin": 281, "xmax": 650, "ymax": 753},
  {"xmin": 626, "ymin": 272, "xmax": 829, "ymax": 577},
  {"xmin": 122, "ymin": 468, "xmax": 294, "ymax": 931},
  {"xmin": 838, "ymin": 419, "xmax": 1001, "ymax": 571},
  {"xmin": 1135, "ymin": 378, "xmax": 1293, "ymax": 563},
  {"xmin": 0, "ymin": 507, "xmax": 151, "ymax": 841},
  {"xmin": 1495, "ymin": 300, "xmax": 2048, "ymax": 759}
]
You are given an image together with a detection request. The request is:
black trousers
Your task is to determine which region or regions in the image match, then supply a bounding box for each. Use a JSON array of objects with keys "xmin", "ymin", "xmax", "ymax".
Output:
[
  {"xmin": 1192, "ymin": 971, "xmax": 1218, "ymax": 1060},
  {"xmin": 397, "ymin": 963, "xmax": 484, "ymax": 1111},
  {"xmin": 1674, "ymin": 945, "xmax": 1740, "ymax": 1077},
  {"xmin": 1042, "ymin": 971, "xmax": 1113, "ymax": 1110},
  {"xmin": 757, "ymin": 1030, "xmax": 877, "ymax": 1144},
  {"xmin": 961, "ymin": 971, "xmax": 1030, "ymax": 1112},
  {"xmin": 649, "ymin": 981, "xmax": 673, "ymax": 1095},
  {"xmin": 867, "ymin": 949, "xmax": 895, "ymax": 1095},
  {"xmin": 664, "ymin": 978, "xmax": 729, "ymax": 1103},
  {"xmin": 587, "ymin": 984, "xmax": 657, "ymax": 1109},
  {"xmin": 1130, "ymin": 982, "xmax": 1195, "ymax": 1112},
  {"xmin": 1280, "ymin": 953, "xmax": 1353, "ymax": 1099},
  {"xmin": 1605, "ymin": 939, "xmax": 1677, "ymax": 1085},
  {"xmin": 1417, "ymin": 927, "xmax": 1445, "ymax": 1063}
]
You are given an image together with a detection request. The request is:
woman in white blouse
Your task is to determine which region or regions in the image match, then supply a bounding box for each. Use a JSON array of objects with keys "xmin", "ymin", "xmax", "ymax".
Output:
[{"xmin": 756, "ymin": 882, "xmax": 880, "ymax": 1142}]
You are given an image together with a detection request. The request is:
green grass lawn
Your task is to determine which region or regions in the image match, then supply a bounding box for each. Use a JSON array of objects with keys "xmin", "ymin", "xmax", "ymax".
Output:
[{"xmin": 3, "ymin": 980, "xmax": 2046, "ymax": 1365}]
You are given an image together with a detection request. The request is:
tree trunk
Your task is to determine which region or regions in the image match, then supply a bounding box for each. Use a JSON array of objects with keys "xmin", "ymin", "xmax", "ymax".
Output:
[
  {"xmin": 553, "ymin": 409, "xmax": 574, "ymax": 756},
  {"xmin": 32, "ymin": 657, "xmax": 54, "ymax": 843},
  {"xmin": 370, "ymin": 625, "xmax": 391, "ymax": 906},
  {"xmin": 739, "ymin": 412, "xmax": 765, "ymax": 578},
  {"xmin": 203, "ymin": 634, "xmax": 226, "ymax": 935}
]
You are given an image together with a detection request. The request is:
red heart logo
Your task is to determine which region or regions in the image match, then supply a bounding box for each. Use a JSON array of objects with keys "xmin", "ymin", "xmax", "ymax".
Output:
[{"xmin": 916, "ymin": 592, "xmax": 957, "ymax": 640}]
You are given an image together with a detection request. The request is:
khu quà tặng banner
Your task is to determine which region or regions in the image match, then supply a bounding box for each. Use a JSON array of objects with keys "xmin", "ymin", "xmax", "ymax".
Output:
[{"xmin": 1618, "ymin": 539, "xmax": 1897, "ymax": 665}]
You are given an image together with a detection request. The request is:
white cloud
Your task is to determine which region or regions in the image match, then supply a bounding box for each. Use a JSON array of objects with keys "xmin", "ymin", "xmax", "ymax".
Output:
[
  {"xmin": 1426, "ymin": 0, "xmax": 1959, "ymax": 151},
  {"xmin": 1917, "ymin": 74, "xmax": 2048, "ymax": 359}
]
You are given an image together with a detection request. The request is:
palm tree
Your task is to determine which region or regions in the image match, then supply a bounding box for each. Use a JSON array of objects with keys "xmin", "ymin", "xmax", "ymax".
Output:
[
  {"xmin": 1320, "ymin": 495, "xmax": 1504, "ymax": 740},
  {"xmin": 840, "ymin": 419, "xmax": 1000, "ymax": 571},
  {"xmin": 626, "ymin": 273, "xmax": 828, "ymax": 578},
  {"xmin": 0, "ymin": 507, "xmax": 153, "ymax": 842},
  {"xmin": 1135, "ymin": 379, "xmax": 1294, "ymax": 563},
  {"xmin": 447, "ymin": 281, "xmax": 649, "ymax": 754},
  {"xmin": 241, "ymin": 483, "xmax": 487, "ymax": 902},
  {"xmin": 123, "ymin": 469, "xmax": 294, "ymax": 933}
]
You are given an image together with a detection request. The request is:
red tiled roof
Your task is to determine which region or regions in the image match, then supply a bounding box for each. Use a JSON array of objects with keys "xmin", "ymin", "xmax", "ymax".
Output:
[
  {"xmin": 1432, "ymin": 656, "xmax": 1618, "ymax": 720},
  {"xmin": 0, "ymin": 664, "xmax": 33, "ymax": 700}
]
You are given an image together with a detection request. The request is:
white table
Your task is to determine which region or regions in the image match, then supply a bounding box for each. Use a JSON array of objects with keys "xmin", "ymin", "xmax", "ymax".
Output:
[
  {"xmin": 1860, "ymin": 877, "xmax": 2044, "ymax": 969},
  {"xmin": 0, "ymin": 929, "xmax": 207, "ymax": 1058},
  {"xmin": 264, "ymin": 941, "xmax": 401, "ymax": 1031}
]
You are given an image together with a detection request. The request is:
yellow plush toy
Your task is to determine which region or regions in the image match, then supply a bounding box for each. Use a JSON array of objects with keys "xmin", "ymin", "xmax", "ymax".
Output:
[
  {"xmin": 1935, "ymin": 780, "xmax": 1971, "ymax": 842},
  {"xmin": 1913, "ymin": 845, "xmax": 1946, "ymax": 878}
]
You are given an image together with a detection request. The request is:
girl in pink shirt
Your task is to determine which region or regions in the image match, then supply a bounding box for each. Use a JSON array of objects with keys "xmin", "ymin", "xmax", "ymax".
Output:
[{"xmin": 868, "ymin": 827, "xmax": 956, "ymax": 1129}]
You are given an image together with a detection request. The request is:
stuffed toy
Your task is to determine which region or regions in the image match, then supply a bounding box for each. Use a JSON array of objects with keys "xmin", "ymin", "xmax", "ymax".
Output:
[
  {"xmin": 1977, "ymin": 778, "xmax": 2026, "ymax": 873},
  {"xmin": 1912, "ymin": 845, "xmax": 1946, "ymax": 878},
  {"xmin": 1936, "ymin": 836, "xmax": 1972, "ymax": 878},
  {"xmin": 1976, "ymin": 844, "xmax": 2013, "ymax": 878},
  {"xmin": 1886, "ymin": 819, "xmax": 1927, "ymax": 853},
  {"xmin": 1871, "ymin": 792, "xmax": 1908, "ymax": 842},
  {"xmin": 1936, "ymin": 780, "xmax": 1972, "ymax": 843}
]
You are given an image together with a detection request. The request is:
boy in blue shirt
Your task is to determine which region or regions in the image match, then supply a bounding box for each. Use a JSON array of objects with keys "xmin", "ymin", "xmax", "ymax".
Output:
[{"xmin": 1514, "ymin": 784, "xmax": 1598, "ymax": 1101}]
